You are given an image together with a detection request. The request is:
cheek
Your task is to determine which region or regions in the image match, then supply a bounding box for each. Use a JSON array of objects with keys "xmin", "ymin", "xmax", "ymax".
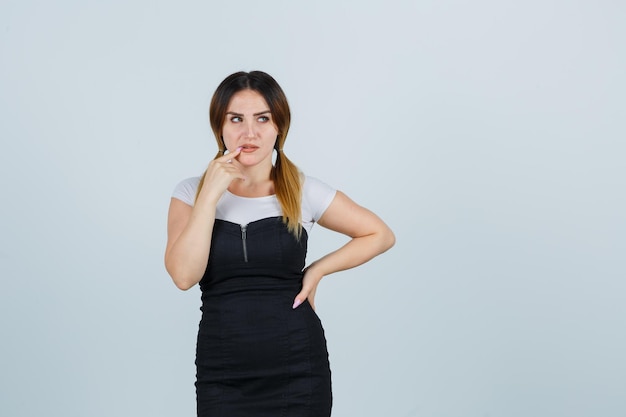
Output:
[
  {"xmin": 221, "ymin": 134, "xmax": 238, "ymax": 150},
  {"xmin": 264, "ymin": 125, "xmax": 279, "ymax": 138},
  {"xmin": 222, "ymin": 126, "xmax": 239, "ymax": 140}
]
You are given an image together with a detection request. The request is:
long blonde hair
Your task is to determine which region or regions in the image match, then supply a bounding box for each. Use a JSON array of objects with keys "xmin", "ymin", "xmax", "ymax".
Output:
[{"xmin": 196, "ymin": 71, "xmax": 303, "ymax": 237}]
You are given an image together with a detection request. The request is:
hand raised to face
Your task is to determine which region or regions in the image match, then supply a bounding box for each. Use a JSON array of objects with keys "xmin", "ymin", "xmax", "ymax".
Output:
[{"xmin": 197, "ymin": 147, "xmax": 246, "ymax": 204}]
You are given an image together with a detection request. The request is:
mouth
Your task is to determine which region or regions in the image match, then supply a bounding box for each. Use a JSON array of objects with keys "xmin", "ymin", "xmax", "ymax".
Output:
[{"xmin": 240, "ymin": 144, "xmax": 259, "ymax": 153}]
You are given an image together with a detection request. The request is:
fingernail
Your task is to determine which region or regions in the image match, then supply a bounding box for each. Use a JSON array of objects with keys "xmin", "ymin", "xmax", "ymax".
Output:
[
  {"xmin": 292, "ymin": 299, "xmax": 302, "ymax": 309},
  {"xmin": 237, "ymin": 146, "xmax": 242, "ymax": 151}
]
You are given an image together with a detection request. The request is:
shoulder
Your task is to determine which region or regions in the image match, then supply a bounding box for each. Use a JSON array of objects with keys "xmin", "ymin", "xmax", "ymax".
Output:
[
  {"xmin": 171, "ymin": 176, "xmax": 201, "ymax": 206},
  {"xmin": 303, "ymin": 175, "xmax": 333, "ymax": 192},
  {"xmin": 302, "ymin": 175, "xmax": 337, "ymax": 222}
]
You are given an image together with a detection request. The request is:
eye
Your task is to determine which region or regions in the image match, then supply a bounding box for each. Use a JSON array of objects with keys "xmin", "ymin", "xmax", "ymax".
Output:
[
  {"xmin": 258, "ymin": 115, "xmax": 270, "ymax": 123},
  {"xmin": 230, "ymin": 116, "xmax": 243, "ymax": 123}
]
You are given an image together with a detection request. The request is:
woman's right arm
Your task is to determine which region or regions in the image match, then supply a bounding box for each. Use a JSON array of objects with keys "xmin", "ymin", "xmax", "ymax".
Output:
[
  {"xmin": 164, "ymin": 197, "xmax": 217, "ymax": 290},
  {"xmin": 164, "ymin": 148, "xmax": 244, "ymax": 290}
]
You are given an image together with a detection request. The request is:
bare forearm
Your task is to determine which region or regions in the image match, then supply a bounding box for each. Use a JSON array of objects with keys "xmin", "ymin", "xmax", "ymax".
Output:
[
  {"xmin": 165, "ymin": 205, "xmax": 217, "ymax": 290},
  {"xmin": 309, "ymin": 229, "xmax": 395, "ymax": 277}
]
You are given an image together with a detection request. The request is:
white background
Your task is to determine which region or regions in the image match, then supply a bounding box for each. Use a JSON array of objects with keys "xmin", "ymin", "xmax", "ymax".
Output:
[{"xmin": 1, "ymin": 1, "xmax": 624, "ymax": 416}]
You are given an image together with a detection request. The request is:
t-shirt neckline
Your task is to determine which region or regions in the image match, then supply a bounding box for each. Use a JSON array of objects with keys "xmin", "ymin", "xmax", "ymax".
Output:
[{"xmin": 225, "ymin": 190, "xmax": 277, "ymax": 200}]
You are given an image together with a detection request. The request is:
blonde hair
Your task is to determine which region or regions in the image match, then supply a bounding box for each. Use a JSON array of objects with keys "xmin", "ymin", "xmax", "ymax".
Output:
[{"xmin": 196, "ymin": 71, "xmax": 303, "ymax": 237}]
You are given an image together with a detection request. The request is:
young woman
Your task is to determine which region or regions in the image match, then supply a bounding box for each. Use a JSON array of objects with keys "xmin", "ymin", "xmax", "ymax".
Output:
[{"xmin": 165, "ymin": 71, "xmax": 394, "ymax": 416}]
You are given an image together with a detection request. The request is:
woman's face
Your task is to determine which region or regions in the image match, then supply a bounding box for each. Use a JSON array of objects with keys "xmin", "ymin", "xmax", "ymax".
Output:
[{"xmin": 222, "ymin": 89, "xmax": 278, "ymax": 168}]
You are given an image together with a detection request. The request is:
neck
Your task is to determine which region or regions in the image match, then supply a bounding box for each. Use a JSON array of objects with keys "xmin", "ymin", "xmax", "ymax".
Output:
[
  {"xmin": 229, "ymin": 162, "xmax": 275, "ymax": 197},
  {"xmin": 241, "ymin": 159, "xmax": 273, "ymax": 183}
]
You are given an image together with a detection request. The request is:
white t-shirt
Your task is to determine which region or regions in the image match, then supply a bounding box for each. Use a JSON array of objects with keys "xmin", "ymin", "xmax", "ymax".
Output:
[{"xmin": 171, "ymin": 175, "xmax": 337, "ymax": 234}]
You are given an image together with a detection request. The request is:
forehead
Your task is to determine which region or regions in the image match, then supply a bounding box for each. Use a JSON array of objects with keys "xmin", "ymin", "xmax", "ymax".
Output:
[{"xmin": 227, "ymin": 89, "xmax": 269, "ymax": 112}]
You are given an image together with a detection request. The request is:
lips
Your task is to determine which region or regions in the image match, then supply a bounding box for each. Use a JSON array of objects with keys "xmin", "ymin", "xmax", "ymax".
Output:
[{"xmin": 240, "ymin": 144, "xmax": 259, "ymax": 153}]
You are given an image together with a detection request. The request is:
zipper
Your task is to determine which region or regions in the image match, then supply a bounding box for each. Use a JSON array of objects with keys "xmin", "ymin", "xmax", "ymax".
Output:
[{"xmin": 241, "ymin": 224, "xmax": 248, "ymax": 262}]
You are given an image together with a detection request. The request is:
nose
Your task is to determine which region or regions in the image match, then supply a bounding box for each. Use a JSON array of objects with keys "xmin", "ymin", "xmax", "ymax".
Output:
[{"xmin": 244, "ymin": 120, "xmax": 256, "ymax": 138}]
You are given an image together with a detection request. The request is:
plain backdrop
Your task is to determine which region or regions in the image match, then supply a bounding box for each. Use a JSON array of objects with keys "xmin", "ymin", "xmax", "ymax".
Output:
[{"xmin": 1, "ymin": 1, "xmax": 624, "ymax": 416}]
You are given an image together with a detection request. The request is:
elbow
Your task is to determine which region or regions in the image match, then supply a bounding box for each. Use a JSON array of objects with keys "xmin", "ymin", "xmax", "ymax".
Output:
[
  {"xmin": 165, "ymin": 258, "xmax": 198, "ymax": 291},
  {"xmin": 373, "ymin": 223, "xmax": 395, "ymax": 253},
  {"xmin": 169, "ymin": 270, "xmax": 198, "ymax": 291},
  {"xmin": 381, "ymin": 227, "xmax": 396, "ymax": 252},
  {"xmin": 363, "ymin": 225, "xmax": 395, "ymax": 255},
  {"xmin": 174, "ymin": 279, "xmax": 195, "ymax": 291},
  {"xmin": 170, "ymin": 270, "xmax": 197, "ymax": 291}
]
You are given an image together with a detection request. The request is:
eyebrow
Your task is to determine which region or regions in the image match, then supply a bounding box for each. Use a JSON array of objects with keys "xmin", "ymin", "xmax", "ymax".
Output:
[{"xmin": 226, "ymin": 110, "xmax": 271, "ymax": 116}]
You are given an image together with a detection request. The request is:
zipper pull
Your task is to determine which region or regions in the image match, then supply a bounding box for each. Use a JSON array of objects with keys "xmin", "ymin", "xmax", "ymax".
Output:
[{"xmin": 241, "ymin": 224, "xmax": 248, "ymax": 263}]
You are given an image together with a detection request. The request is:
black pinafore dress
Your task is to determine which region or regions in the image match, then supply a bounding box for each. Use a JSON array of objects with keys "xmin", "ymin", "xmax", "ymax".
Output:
[{"xmin": 195, "ymin": 217, "xmax": 332, "ymax": 417}]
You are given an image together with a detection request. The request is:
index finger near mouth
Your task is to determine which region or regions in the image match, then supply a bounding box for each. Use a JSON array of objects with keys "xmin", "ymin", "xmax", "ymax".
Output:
[{"xmin": 219, "ymin": 147, "xmax": 242, "ymax": 161}]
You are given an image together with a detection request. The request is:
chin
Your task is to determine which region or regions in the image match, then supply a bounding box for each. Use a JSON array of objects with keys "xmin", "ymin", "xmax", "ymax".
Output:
[{"xmin": 239, "ymin": 153, "xmax": 272, "ymax": 166}]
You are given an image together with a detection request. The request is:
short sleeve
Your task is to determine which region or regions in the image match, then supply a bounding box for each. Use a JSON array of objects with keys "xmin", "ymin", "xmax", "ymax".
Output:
[
  {"xmin": 302, "ymin": 176, "xmax": 337, "ymax": 223},
  {"xmin": 171, "ymin": 177, "xmax": 201, "ymax": 206}
]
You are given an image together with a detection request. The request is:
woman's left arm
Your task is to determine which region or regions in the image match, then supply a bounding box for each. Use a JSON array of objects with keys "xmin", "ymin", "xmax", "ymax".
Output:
[{"xmin": 293, "ymin": 191, "xmax": 395, "ymax": 309}]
